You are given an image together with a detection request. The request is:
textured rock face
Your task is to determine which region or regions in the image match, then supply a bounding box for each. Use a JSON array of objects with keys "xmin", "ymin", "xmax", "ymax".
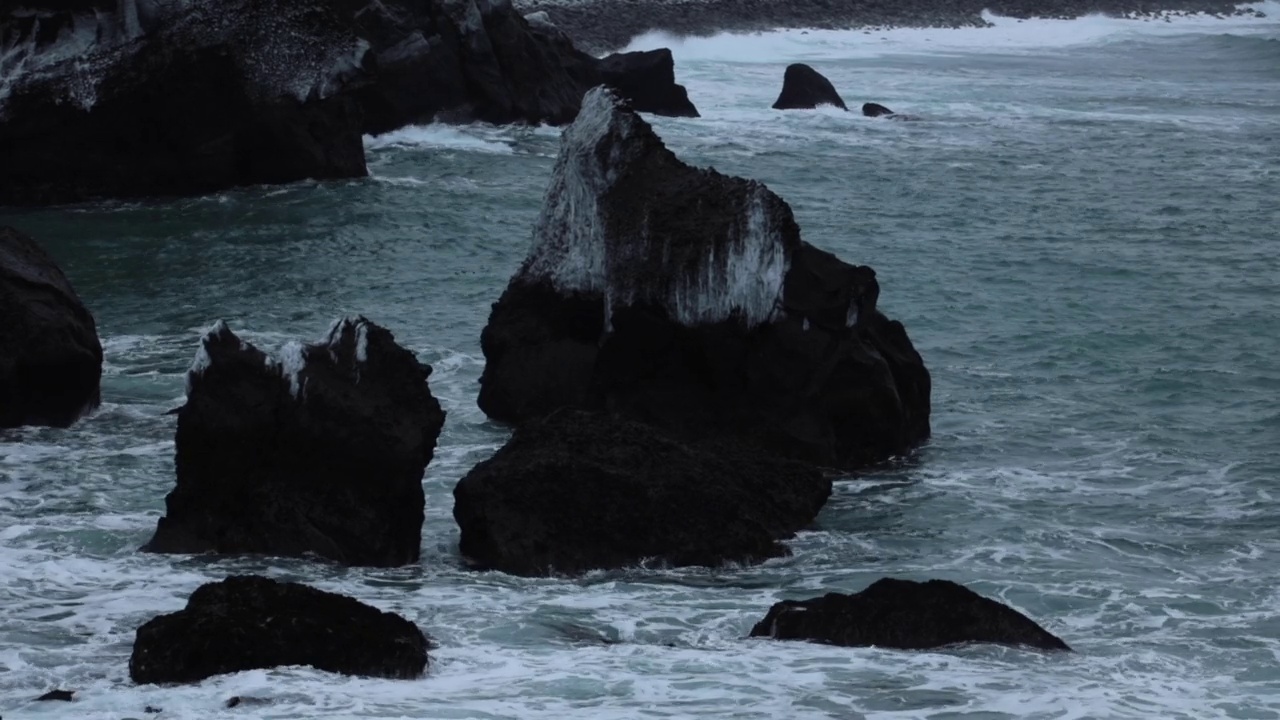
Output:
[
  {"xmin": 0, "ymin": 227, "xmax": 102, "ymax": 429},
  {"xmin": 129, "ymin": 575, "xmax": 429, "ymax": 684},
  {"xmin": 599, "ymin": 49, "xmax": 699, "ymax": 118},
  {"xmin": 143, "ymin": 317, "xmax": 445, "ymax": 567},
  {"xmin": 453, "ymin": 409, "xmax": 830, "ymax": 576},
  {"xmin": 772, "ymin": 63, "xmax": 847, "ymax": 111},
  {"xmin": 750, "ymin": 578, "xmax": 1071, "ymax": 651},
  {"xmin": 478, "ymin": 87, "xmax": 930, "ymax": 470}
]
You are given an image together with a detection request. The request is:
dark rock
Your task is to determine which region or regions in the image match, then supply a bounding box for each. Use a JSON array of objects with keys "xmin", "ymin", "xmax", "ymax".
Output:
[
  {"xmin": 129, "ymin": 575, "xmax": 428, "ymax": 684},
  {"xmin": 0, "ymin": 227, "xmax": 102, "ymax": 429},
  {"xmin": 750, "ymin": 578, "xmax": 1071, "ymax": 651},
  {"xmin": 142, "ymin": 316, "xmax": 445, "ymax": 567},
  {"xmin": 862, "ymin": 102, "xmax": 896, "ymax": 117},
  {"xmin": 0, "ymin": 0, "xmax": 369, "ymax": 206},
  {"xmin": 772, "ymin": 63, "xmax": 847, "ymax": 110},
  {"xmin": 453, "ymin": 409, "xmax": 830, "ymax": 576},
  {"xmin": 478, "ymin": 88, "xmax": 930, "ymax": 470},
  {"xmin": 226, "ymin": 696, "xmax": 272, "ymax": 708},
  {"xmin": 599, "ymin": 49, "xmax": 699, "ymax": 117},
  {"xmin": 35, "ymin": 690, "xmax": 74, "ymax": 701},
  {"xmin": 144, "ymin": 707, "xmax": 162, "ymax": 714}
]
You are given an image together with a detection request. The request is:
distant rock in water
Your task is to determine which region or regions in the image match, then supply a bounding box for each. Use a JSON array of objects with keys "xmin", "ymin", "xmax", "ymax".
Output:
[
  {"xmin": 0, "ymin": 227, "xmax": 102, "ymax": 429},
  {"xmin": 129, "ymin": 575, "xmax": 429, "ymax": 684},
  {"xmin": 142, "ymin": 317, "xmax": 445, "ymax": 567},
  {"xmin": 750, "ymin": 578, "xmax": 1071, "ymax": 651},
  {"xmin": 772, "ymin": 63, "xmax": 847, "ymax": 110},
  {"xmin": 35, "ymin": 689, "xmax": 74, "ymax": 701},
  {"xmin": 478, "ymin": 87, "xmax": 930, "ymax": 469},
  {"xmin": 453, "ymin": 409, "xmax": 830, "ymax": 576},
  {"xmin": 862, "ymin": 102, "xmax": 896, "ymax": 117},
  {"xmin": 599, "ymin": 49, "xmax": 699, "ymax": 118}
]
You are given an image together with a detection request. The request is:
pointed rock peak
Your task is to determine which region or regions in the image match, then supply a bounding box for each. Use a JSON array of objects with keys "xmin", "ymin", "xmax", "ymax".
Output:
[
  {"xmin": 772, "ymin": 63, "xmax": 847, "ymax": 111},
  {"xmin": 519, "ymin": 85, "xmax": 798, "ymax": 329},
  {"xmin": 324, "ymin": 314, "xmax": 375, "ymax": 364}
]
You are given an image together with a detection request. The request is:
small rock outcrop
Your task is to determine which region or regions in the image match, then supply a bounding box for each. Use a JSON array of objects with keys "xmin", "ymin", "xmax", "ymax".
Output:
[
  {"xmin": 478, "ymin": 87, "xmax": 929, "ymax": 469},
  {"xmin": 143, "ymin": 316, "xmax": 445, "ymax": 567},
  {"xmin": 598, "ymin": 49, "xmax": 699, "ymax": 118},
  {"xmin": 453, "ymin": 409, "xmax": 830, "ymax": 576},
  {"xmin": 862, "ymin": 102, "xmax": 896, "ymax": 117},
  {"xmin": 0, "ymin": 227, "xmax": 102, "ymax": 429},
  {"xmin": 772, "ymin": 63, "xmax": 847, "ymax": 111},
  {"xmin": 129, "ymin": 575, "xmax": 429, "ymax": 684},
  {"xmin": 750, "ymin": 578, "xmax": 1071, "ymax": 651}
]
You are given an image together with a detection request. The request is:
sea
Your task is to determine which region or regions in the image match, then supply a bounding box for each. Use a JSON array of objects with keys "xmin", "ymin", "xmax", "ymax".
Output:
[{"xmin": 1, "ymin": 4, "xmax": 1277, "ymax": 718}]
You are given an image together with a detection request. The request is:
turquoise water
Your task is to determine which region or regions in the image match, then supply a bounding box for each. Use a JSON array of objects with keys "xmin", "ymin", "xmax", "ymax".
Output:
[{"xmin": 1, "ymin": 7, "xmax": 1278, "ymax": 719}]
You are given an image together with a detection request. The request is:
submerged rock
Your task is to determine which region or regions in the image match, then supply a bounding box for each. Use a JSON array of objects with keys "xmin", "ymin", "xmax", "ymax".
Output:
[
  {"xmin": 453, "ymin": 409, "xmax": 830, "ymax": 576},
  {"xmin": 772, "ymin": 63, "xmax": 847, "ymax": 110},
  {"xmin": 129, "ymin": 575, "xmax": 428, "ymax": 684},
  {"xmin": 478, "ymin": 87, "xmax": 929, "ymax": 469},
  {"xmin": 0, "ymin": 227, "xmax": 102, "ymax": 429},
  {"xmin": 143, "ymin": 317, "xmax": 445, "ymax": 567},
  {"xmin": 750, "ymin": 578, "xmax": 1071, "ymax": 651},
  {"xmin": 599, "ymin": 49, "xmax": 699, "ymax": 117},
  {"xmin": 862, "ymin": 102, "xmax": 896, "ymax": 117},
  {"xmin": 35, "ymin": 689, "xmax": 74, "ymax": 701}
]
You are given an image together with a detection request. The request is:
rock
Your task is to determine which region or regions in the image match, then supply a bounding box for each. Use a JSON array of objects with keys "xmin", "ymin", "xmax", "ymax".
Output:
[
  {"xmin": 225, "ymin": 696, "xmax": 272, "ymax": 708},
  {"xmin": 35, "ymin": 690, "xmax": 74, "ymax": 701},
  {"xmin": 142, "ymin": 316, "xmax": 445, "ymax": 567},
  {"xmin": 598, "ymin": 49, "xmax": 699, "ymax": 118},
  {"xmin": 862, "ymin": 102, "xmax": 896, "ymax": 117},
  {"xmin": 129, "ymin": 575, "xmax": 428, "ymax": 684},
  {"xmin": 0, "ymin": 0, "xmax": 369, "ymax": 206},
  {"xmin": 771, "ymin": 63, "xmax": 847, "ymax": 110},
  {"xmin": 478, "ymin": 87, "xmax": 930, "ymax": 469},
  {"xmin": 0, "ymin": 227, "xmax": 102, "ymax": 429},
  {"xmin": 750, "ymin": 578, "xmax": 1072, "ymax": 651},
  {"xmin": 453, "ymin": 409, "xmax": 829, "ymax": 576}
]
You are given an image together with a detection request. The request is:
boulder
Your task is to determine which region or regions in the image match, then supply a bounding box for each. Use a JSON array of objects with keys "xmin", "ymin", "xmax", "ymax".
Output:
[
  {"xmin": 0, "ymin": 0, "xmax": 369, "ymax": 206},
  {"xmin": 129, "ymin": 575, "xmax": 428, "ymax": 684},
  {"xmin": 750, "ymin": 578, "xmax": 1071, "ymax": 651},
  {"xmin": 0, "ymin": 227, "xmax": 102, "ymax": 429},
  {"xmin": 862, "ymin": 102, "xmax": 896, "ymax": 117},
  {"xmin": 453, "ymin": 409, "xmax": 830, "ymax": 576},
  {"xmin": 142, "ymin": 316, "xmax": 445, "ymax": 567},
  {"xmin": 772, "ymin": 63, "xmax": 847, "ymax": 111},
  {"xmin": 478, "ymin": 87, "xmax": 929, "ymax": 470},
  {"xmin": 598, "ymin": 49, "xmax": 699, "ymax": 118}
]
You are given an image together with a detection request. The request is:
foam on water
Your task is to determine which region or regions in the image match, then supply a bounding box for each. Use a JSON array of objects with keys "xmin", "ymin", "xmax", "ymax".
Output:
[{"xmin": 364, "ymin": 124, "xmax": 518, "ymax": 154}]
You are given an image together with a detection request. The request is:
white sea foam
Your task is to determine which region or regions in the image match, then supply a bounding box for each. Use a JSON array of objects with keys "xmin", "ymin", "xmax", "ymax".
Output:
[{"xmin": 363, "ymin": 124, "xmax": 517, "ymax": 153}]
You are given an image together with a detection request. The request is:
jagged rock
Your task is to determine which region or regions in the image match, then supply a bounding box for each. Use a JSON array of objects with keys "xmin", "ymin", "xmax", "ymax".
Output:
[
  {"xmin": 750, "ymin": 578, "xmax": 1071, "ymax": 651},
  {"xmin": 129, "ymin": 575, "xmax": 428, "ymax": 684},
  {"xmin": 0, "ymin": 0, "xmax": 369, "ymax": 206},
  {"xmin": 771, "ymin": 63, "xmax": 847, "ymax": 111},
  {"xmin": 453, "ymin": 409, "xmax": 830, "ymax": 576},
  {"xmin": 142, "ymin": 316, "xmax": 445, "ymax": 567},
  {"xmin": 35, "ymin": 690, "xmax": 74, "ymax": 701},
  {"xmin": 0, "ymin": 227, "xmax": 102, "ymax": 429},
  {"xmin": 599, "ymin": 49, "xmax": 699, "ymax": 118},
  {"xmin": 478, "ymin": 88, "xmax": 929, "ymax": 469}
]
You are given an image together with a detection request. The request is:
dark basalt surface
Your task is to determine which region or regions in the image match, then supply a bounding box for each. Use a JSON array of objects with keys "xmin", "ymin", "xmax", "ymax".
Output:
[
  {"xmin": 751, "ymin": 578, "xmax": 1072, "ymax": 651},
  {"xmin": 772, "ymin": 63, "xmax": 847, "ymax": 111},
  {"xmin": 599, "ymin": 48, "xmax": 699, "ymax": 117},
  {"xmin": 129, "ymin": 575, "xmax": 429, "ymax": 684}
]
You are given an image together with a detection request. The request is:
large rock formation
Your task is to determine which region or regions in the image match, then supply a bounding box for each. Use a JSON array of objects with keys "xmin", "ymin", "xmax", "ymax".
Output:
[
  {"xmin": 599, "ymin": 49, "xmax": 699, "ymax": 118},
  {"xmin": 0, "ymin": 227, "xmax": 102, "ymax": 429},
  {"xmin": 478, "ymin": 87, "xmax": 929, "ymax": 470},
  {"xmin": 772, "ymin": 63, "xmax": 847, "ymax": 111},
  {"xmin": 453, "ymin": 409, "xmax": 830, "ymax": 576},
  {"xmin": 750, "ymin": 578, "xmax": 1071, "ymax": 651},
  {"xmin": 130, "ymin": 575, "xmax": 429, "ymax": 684},
  {"xmin": 143, "ymin": 316, "xmax": 445, "ymax": 567}
]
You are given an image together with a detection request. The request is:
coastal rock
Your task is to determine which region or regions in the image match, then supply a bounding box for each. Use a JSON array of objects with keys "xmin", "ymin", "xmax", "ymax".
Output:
[
  {"xmin": 129, "ymin": 575, "xmax": 428, "ymax": 684},
  {"xmin": 453, "ymin": 409, "xmax": 830, "ymax": 576},
  {"xmin": 599, "ymin": 49, "xmax": 699, "ymax": 117},
  {"xmin": 750, "ymin": 578, "xmax": 1071, "ymax": 651},
  {"xmin": 478, "ymin": 87, "xmax": 930, "ymax": 469},
  {"xmin": 0, "ymin": 227, "xmax": 102, "ymax": 429},
  {"xmin": 772, "ymin": 63, "xmax": 847, "ymax": 110},
  {"xmin": 862, "ymin": 102, "xmax": 896, "ymax": 117},
  {"xmin": 142, "ymin": 317, "xmax": 445, "ymax": 567}
]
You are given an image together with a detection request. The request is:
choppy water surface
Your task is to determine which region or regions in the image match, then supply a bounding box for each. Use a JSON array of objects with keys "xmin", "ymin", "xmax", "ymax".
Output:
[{"xmin": 2, "ymin": 6, "xmax": 1278, "ymax": 719}]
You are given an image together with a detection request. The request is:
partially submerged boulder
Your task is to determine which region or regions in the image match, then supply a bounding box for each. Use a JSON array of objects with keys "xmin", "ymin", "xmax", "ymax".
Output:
[
  {"xmin": 143, "ymin": 316, "xmax": 445, "ymax": 567},
  {"xmin": 129, "ymin": 575, "xmax": 428, "ymax": 684},
  {"xmin": 599, "ymin": 49, "xmax": 699, "ymax": 118},
  {"xmin": 772, "ymin": 63, "xmax": 847, "ymax": 111},
  {"xmin": 453, "ymin": 409, "xmax": 830, "ymax": 576},
  {"xmin": 863, "ymin": 102, "xmax": 919, "ymax": 121},
  {"xmin": 750, "ymin": 578, "xmax": 1071, "ymax": 651},
  {"xmin": 0, "ymin": 227, "xmax": 102, "ymax": 429},
  {"xmin": 478, "ymin": 87, "xmax": 929, "ymax": 469}
]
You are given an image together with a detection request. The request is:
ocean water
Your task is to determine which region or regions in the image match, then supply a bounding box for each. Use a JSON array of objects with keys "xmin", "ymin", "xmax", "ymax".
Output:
[{"xmin": 2, "ymin": 5, "xmax": 1279, "ymax": 718}]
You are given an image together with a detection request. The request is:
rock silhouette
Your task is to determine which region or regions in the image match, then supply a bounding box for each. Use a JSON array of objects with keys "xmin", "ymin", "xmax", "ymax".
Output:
[{"xmin": 772, "ymin": 63, "xmax": 847, "ymax": 110}]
